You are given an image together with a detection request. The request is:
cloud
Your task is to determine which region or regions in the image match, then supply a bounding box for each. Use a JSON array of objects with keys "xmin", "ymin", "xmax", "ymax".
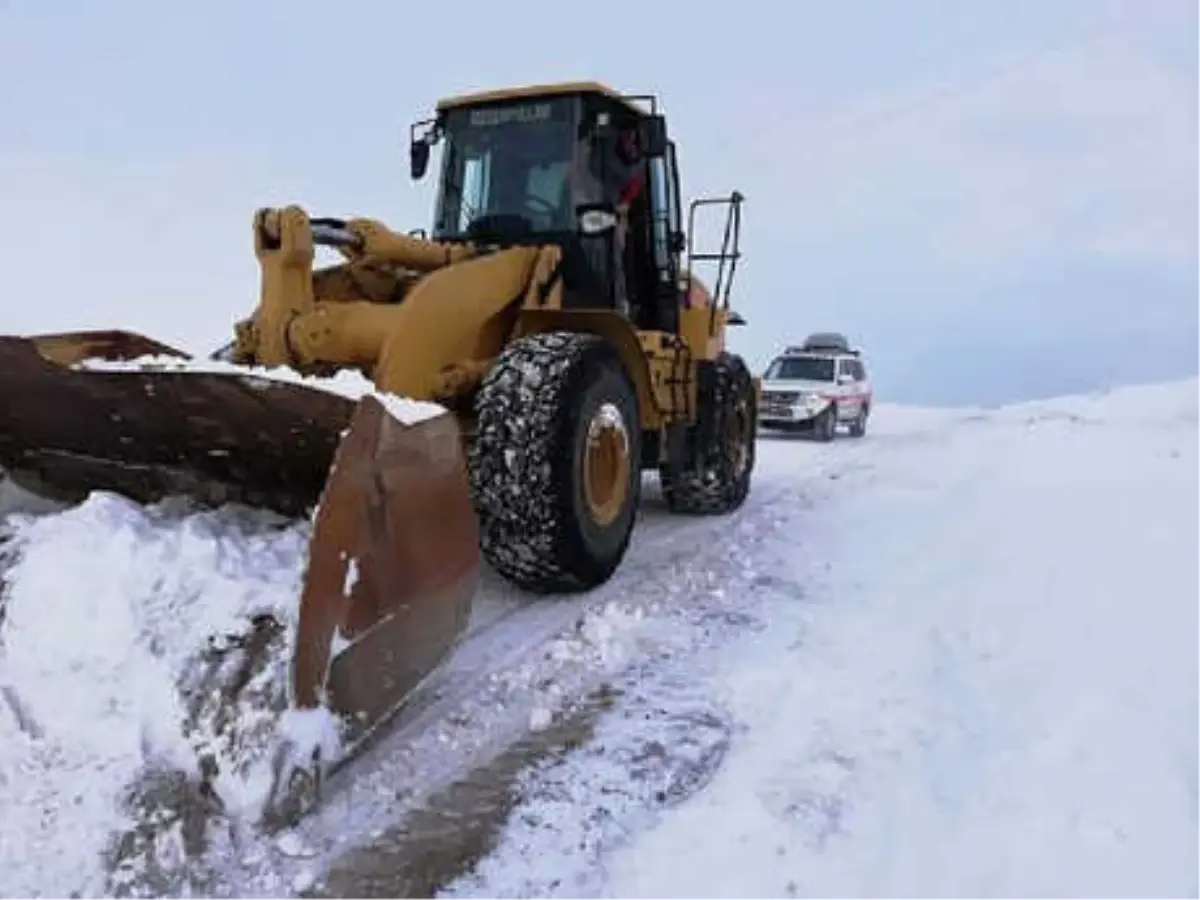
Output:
[
  {"xmin": 923, "ymin": 38, "xmax": 1196, "ymax": 269},
  {"xmin": 749, "ymin": 15, "xmax": 1196, "ymax": 273},
  {"xmin": 721, "ymin": 3, "xmax": 1197, "ymax": 402}
]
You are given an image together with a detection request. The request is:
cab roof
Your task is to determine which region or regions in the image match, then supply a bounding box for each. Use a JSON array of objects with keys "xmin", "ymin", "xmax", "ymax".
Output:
[{"xmin": 435, "ymin": 80, "xmax": 647, "ymax": 117}]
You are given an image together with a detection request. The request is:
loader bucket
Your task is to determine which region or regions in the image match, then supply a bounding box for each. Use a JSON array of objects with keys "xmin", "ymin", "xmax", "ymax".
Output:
[
  {"xmin": 0, "ymin": 331, "xmax": 356, "ymax": 516},
  {"xmin": 290, "ymin": 396, "xmax": 479, "ymax": 738},
  {"xmin": 0, "ymin": 327, "xmax": 481, "ymax": 741}
]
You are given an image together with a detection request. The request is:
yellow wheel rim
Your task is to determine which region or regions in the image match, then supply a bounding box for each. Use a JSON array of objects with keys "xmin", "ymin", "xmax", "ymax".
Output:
[{"xmin": 583, "ymin": 402, "xmax": 631, "ymax": 527}]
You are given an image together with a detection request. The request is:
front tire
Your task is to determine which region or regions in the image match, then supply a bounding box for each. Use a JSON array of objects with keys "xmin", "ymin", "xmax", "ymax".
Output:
[
  {"xmin": 468, "ymin": 331, "xmax": 641, "ymax": 594},
  {"xmin": 660, "ymin": 352, "xmax": 756, "ymax": 515},
  {"xmin": 815, "ymin": 403, "xmax": 837, "ymax": 442},
  {"xmin": 848, "ymin": 403, "xmax": 869, "ymax": 438}
]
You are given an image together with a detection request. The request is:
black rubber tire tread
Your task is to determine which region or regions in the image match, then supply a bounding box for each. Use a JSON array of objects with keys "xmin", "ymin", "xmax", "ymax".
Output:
[
  {"xmin": 816, "ymin": 404, "xmax": 837, "ymax": 442},
  {"xmin": 660, "ymin": 351, "xmax": 756, "ymax": 515},
  {"xmin": 468, "ymin": 330, "xmax": 641, "ymax": 594},
  {"xmin": 848, "ymin": 403, "xmax": 869, "ymax": 438}
]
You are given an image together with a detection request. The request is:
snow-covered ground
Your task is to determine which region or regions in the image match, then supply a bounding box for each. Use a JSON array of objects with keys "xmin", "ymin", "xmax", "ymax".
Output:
[
  {"xmin": 0, "ymin": 495, "xmax": 312, "ymax": 897},
  {"xmin": 443, "ymin": 377, "xmax": 1200, "ymax": 899},
  {"xmin": 0, "ymin": 377, "xmax": 1196, "ymax": 898}
]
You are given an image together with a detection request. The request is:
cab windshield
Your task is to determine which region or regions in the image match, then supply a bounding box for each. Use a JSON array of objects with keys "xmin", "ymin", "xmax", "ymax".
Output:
[
  {"xmin": 765, "ymin": 355, "xmax": 836, "ymax": 381},
  {"xmin": 433, "ymin": 98, "xmax": 577, "ymax": 240}
]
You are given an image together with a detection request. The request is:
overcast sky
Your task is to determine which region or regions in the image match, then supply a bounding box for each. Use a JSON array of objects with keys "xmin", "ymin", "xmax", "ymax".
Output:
[{"xmin": 1, "ymin": 0, "xmax": 1194, "ymax": 406}]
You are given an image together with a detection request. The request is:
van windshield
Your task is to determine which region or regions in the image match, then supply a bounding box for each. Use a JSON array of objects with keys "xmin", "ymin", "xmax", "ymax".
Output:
[{"xmin": 764, "ymin": 356, "xmax": 835, "ymax": 381}]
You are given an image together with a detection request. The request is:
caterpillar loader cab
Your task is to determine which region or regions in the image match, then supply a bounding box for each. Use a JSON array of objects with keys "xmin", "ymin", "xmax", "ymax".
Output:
[
  {"xmin": 408, "ymin": 81, "xmax": 755, "ymax": 498},
  {"xmin": 412, "ymin": 84, "xmax": 686, "ymax": 334},
  {"xmin": 0, "ymin": 81, "xmax": 756, "ymax": 822}
]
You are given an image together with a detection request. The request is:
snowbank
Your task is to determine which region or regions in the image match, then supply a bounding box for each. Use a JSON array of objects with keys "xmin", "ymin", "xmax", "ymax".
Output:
[
  {"xmin": 447, "ymin": 378, "xmax": 1200, "ymax": 898},
  {"xmin": 609, "ymin": 379, "xmax": 1199, "ymax": 897},
  {"xmin": 0, "ymin": 493, "xmax": 313, "ymax": 897}
]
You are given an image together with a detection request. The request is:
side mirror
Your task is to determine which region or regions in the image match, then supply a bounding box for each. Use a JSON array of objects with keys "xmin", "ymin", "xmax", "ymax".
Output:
[
  {"xmin": 576, "ymin": 202, "xmax": 618, "ymax": 236},
  {"xmin": 668, "ymin": 230, "xmax": 686, "ymax": 253},
  {"xmin": 639, "ymin": 114, "xmax": 668, "ymax": 157},
  {"xmin": 837, "ymin": 373, "xmax": 854, "ymax": 385},
  {"xmin": 410, "ymin": 139, "xmax": 430, "ymax": 180}
]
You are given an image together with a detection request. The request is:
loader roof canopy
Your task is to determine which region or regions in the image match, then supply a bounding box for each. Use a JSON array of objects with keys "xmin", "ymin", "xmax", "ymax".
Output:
[
  {"xmin": 433, "ymin": 96, "xmax": 578, "ymax": 241},
  {"xmin": 436, "ymin": 81, "xmax": 644, "ymax": 117}
]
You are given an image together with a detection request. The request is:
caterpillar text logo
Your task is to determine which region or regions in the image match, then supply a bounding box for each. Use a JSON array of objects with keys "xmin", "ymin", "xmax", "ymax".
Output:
[{"xmin": 469, "ymin": 103, "xmax": 553, "ymax": 127}]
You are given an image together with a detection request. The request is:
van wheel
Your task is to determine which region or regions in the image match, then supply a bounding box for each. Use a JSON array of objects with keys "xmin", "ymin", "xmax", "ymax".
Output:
[
  {"xmin": 816, "ymin": 404, "xmax": 837, "ymax": 442},
  {"xmin": 849, "ymin": 403, "xmax": 869, "ymax": 438}
]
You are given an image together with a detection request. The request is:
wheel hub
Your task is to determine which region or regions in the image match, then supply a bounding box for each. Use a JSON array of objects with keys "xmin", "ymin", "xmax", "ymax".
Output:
[{"xmin": 583, "ymin": 402, "xmax": 631, "ymax": 526}]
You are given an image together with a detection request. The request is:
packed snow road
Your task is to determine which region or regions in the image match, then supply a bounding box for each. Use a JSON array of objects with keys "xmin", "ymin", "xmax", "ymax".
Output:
[{"xmin": 1, "ymin": 378, "xmax": 1196, "ymax": 898}]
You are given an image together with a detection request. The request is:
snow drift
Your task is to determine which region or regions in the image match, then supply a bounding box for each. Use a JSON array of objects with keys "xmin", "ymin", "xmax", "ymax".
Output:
[
  {"xmin": 441, "ymin": 378, "xmax": 1200, "ymax": 899},
  {"xmin": 0, "ymin": 494, "xmax": 312, "ymax": 897}
]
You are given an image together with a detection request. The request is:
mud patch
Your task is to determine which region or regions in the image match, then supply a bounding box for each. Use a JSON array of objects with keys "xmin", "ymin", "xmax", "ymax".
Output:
[
  {"xmin": 437, "ymin": 670, "xmax": 734, "ymax": 899},
  {"xmin": 624, "ymin": 704, "xmax": 731, "ymax": 809},
  {"xmin": 765, "ymin": 747, "xmax": 858, "ymax": 850},
  {"xmin": 307, "ymin": 685, "xmax": 620, "ymax": 898},
  {"xmin": 0, "ymin": 517, "xmax": 18, "ymax": 631},
  {"xmin": 298, "ymin": 666, "xmax": 735, "ymax": 900},
  {"xmin": 106, "ymin": 767, "xmax": 229, "ymax": 898}
]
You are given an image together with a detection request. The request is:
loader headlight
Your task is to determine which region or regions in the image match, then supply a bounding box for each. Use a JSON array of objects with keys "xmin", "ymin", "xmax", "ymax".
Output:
[{"xmin": 578, "ymin": 207, "xmax": 618, "ymax": 236}]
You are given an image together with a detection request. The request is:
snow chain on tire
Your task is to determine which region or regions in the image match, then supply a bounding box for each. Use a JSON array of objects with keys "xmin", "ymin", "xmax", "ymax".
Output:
[
  {"xmin": 468, "ymin": 331, "xmax": 642, "ymax": 594},
  {"xmin": 660, "ymin": 351, "xmax": 756, "ymax": 515}
]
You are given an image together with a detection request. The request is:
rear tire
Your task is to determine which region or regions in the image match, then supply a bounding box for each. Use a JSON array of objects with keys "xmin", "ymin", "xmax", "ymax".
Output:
[
  {"xmin": 660, "ymin": 352, "xmax": 756, "ymax": 515},
  {"xmin": 468, "ymin": 331, "xmax": 641, "ymax": 594}
]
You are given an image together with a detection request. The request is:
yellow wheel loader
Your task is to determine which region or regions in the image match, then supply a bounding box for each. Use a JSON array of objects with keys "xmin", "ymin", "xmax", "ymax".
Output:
[{"xmin": 0, "ymin": 81, "xmax": 756, "ymax": 812}]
